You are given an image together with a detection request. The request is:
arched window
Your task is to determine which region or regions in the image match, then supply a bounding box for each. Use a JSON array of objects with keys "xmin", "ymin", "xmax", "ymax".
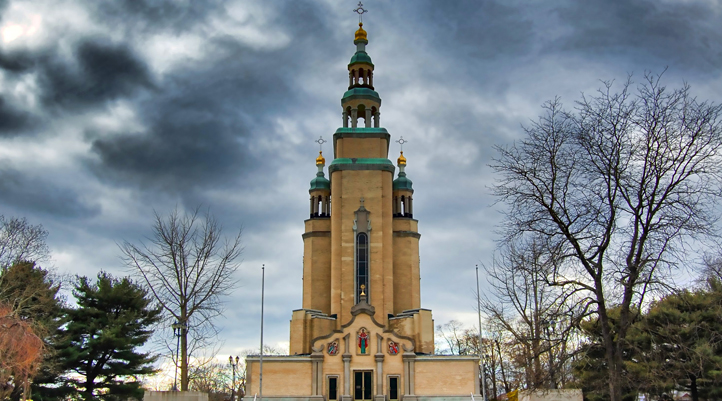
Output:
[{"xmin": 356, "ymin": 232, "xmax": 369, "ymax": 302}]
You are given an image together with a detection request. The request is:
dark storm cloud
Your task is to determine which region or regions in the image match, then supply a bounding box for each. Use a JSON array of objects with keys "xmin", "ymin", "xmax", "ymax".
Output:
[
  {"xmin": 402, "ymin": 0, "xmax": 533, "ymax": 63},
  {"xmin": 0, "ymin": 166, "xmax": 100, "ymax": 218},
  {"xmin": 421, "ymin": 0, "xmax": 534, "ymax": 60},
  {"xmin": 0, "ymin": 96, "xmax": 36, "ymax": 135},
  {"xmin": 0, "ymin": 49, "xmax": 37, "ymax": 73},
  {"xmin": 553, "ymin": 0, "xmax": 722, "ymax": 72},
  {"xmin": 87, "ymin": 42, "xmax": 291, "ymax": 192},
  {"xmin": 86, "ymin": 0, "xmax": 341, "ymax": 195},
  {"xmin": 38, "ymin": 40, "xmax": 153, "ymax": 110},
  {"xmin": 90, "ymin": 0, "xmax": 222, "ymax": 34}
]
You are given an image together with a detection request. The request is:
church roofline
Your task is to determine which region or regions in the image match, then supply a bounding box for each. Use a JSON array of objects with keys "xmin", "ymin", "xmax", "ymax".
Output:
[{"xmin": 328, "ymin": 158, "xmax": 395, "ymax": 173}]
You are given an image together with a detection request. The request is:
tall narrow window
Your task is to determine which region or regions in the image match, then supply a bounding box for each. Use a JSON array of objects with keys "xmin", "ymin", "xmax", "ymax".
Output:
[
  {"xmin": 356, "ymin": 232, "xmax": 368, "ymax": 302},
  {"xmin": 353, "ymin": 198, "xmax": 371, "ymax": 304}
]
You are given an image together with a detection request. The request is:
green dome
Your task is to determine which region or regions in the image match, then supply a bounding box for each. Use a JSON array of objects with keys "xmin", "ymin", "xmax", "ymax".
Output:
[
  {"xmin": 341, "ymin": 87, "xmax": 381, "ymax": 104},
  {"xmin": 393, "ymin": 172, "xmax": 413, "ymax": 191},
  {"xmin": 310, "ymin": 172, "xmax": 330, "ymax": 191},
  {"xmin": 349, "ymin": 51, "xmax": 373, "ymax": 66}
]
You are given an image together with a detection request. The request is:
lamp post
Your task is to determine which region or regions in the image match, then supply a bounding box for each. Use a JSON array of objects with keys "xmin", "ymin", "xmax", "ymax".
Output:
[
  {"xmin": 171, "ymin": 321, "xmax": 186, "ymax": 391},
  {"xmin": 543, "ymin": 320, "xmax": 557, "ymax": 389},
  {"xmin": 229, "ymin": 355, "xmax": 240, "ymax": 401},
  {"xmin": 475, "ymin": 266, "xmax": 488, "ymax": 401}
]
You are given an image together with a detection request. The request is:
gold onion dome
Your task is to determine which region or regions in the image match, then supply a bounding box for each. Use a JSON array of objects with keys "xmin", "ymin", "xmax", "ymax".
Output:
[
  {"xmin": 355, "ymin": 22, "xmax": 367, "ymax": 42},
  {"xmin": 397, "ymin": 151, "xmax": 406, "ymax": 166},
  {"xmin": 316, "ymin": 151, "xmax": 326, "ymax": 166}
]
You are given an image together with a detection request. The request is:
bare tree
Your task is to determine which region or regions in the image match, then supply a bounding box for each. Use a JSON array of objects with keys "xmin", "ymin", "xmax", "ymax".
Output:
[
  {"xmin": 481, "ymin": 237, "xmax": 582, "ymax": 391},
  {"xmin": 0, "ymin": 216, "xmax": 50, "ymax": 269},
  {"xmin": 120, "ymin": 207, "xmax": 243, "ymax": 391},
  {"xmin": 491, "ymin": 72, "xmax": 722, "ymax": 401},
  {"xmin": 436, "ymin": 320, "xmax": 474, "ymax": 355}
]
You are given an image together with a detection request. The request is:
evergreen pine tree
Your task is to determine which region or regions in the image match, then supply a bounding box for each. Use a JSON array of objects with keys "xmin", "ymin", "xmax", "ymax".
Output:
[
  {"xmin": 638, "ymin": 280, "xmax": 722, "ymax": 401},
  {"xmin": 58, "ymin": 272, "xmax": 161, "ymax": 400}
]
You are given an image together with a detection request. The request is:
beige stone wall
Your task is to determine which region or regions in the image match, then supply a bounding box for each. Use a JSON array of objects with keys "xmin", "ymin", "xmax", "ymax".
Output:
[
  {"xmin": 392, "ymin": 218, "xmax": 420, "ymax": 313},
  {"xmin": 311, "ymin": 313, "xmax": 412, "ymax": 399},
  {"xmin": 290, "ymin": 311, "xmax": 336, "ymax": 355},
  {"xmin": 330, "ymin": 169, "xmax": 394, "ymax": 327},
  {"xmin": 246, "ymin": 357, "xmax": 313, "ymax": 397},
  {"xmin": 414, "ymin": 358, "xmax": 477, "ymax": 396},
  {"xmin": 302, "ymin": 218, "xmax": 332, "ymax": 312},
  {"xmin": 519, "ymin": 389, "xmax": 583, "ymax": 401},
  {"xmin": 335, "ymin": 137, "xmax": 388, "ymax": 159},
  {"xmin": 388, "ymin": 309, "xmax": 434, "ymax": 354},
  {"xmin": 143, "ymin": 391, "xmax": 208, "ymax": 401}
]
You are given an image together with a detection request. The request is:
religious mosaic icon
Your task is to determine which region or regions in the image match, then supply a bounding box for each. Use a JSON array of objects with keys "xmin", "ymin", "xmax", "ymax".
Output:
[
  {"xmin": 357, "ymin": 327, "xmax": 370, "ymax": 354},
  {"xmin": 327, "ymin": 340, "xmax": 339, "ymax": 356},
  {"xmin": 388, "ymin": 340, "xmax": 399, "ymax": 355}
]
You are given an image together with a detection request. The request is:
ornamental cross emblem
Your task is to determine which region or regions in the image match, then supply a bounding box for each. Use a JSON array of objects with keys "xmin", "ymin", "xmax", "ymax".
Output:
[
  {"xmin": 396, "ymin": 136, "xmax": 407, "ymax": 151},
  {"xmin": 353, "ymin": 2, "xmax": 368, "ymax": 22},
  {"xmin": 315, "ymin": 136, "xmax": 327, "ymax": 151}
]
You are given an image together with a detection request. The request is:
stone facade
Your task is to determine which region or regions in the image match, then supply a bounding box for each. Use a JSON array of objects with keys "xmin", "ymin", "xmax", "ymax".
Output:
[{"xmin": 243, "ymin": 20, "xmax": 479, "ymax": 401}]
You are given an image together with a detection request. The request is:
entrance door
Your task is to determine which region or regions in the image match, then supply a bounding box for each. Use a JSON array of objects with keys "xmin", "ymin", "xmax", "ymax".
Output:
[
  {"xmin": 388, "ymin": 376, "xmax": 399, "ymax": 401},
  {"xmin": 354, "ymin": 371, "xmax": 373, "ymax": 401}
]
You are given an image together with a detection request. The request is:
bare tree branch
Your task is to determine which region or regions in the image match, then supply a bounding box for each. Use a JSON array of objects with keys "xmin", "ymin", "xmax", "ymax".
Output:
[{"xmin": 120, "ymin": 206, "xmax": 243, "ymax": 391}]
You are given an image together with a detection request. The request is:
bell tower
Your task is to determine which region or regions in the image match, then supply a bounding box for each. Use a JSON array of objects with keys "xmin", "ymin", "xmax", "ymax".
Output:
[
  {"xmin": 289, "ymin": 14, "xmax": 432, "ymax": 357},
  {"xmin": 246, "ymin": 9, "xmax": 481, "ymax": 401}
]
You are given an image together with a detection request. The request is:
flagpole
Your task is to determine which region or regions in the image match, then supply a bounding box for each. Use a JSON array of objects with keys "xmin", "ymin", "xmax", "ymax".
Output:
[
  {"xmin": 476, "ymin": 265, "xmax": 488, "ymax": 401},
  {"xmin": 260, "ymin": 264, "xmax": 265, "ymax": 401}
]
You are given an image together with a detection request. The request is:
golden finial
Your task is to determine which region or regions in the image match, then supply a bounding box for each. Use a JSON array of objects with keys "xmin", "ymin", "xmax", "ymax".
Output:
[
  {"xmin": 353, "ymin": 2, "xmax": 368, "ymax": 42},
  {"xmin": 360, "ymin": 284, "xmax": 366, "ymax": 296},
  {"xmin": 355, "ymin": 22, "xmax": 367, "ymax": 42},
  {"xmin": 396, "ymin": 136, "xmax": 407, "ymax": 166},
  {"xmin": 315, "ymin": 136, "xmax": 327, "ymax": 165}
]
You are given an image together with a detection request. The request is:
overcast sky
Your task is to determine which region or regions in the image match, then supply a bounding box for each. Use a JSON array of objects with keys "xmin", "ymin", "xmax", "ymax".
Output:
[{"xmin": 2, "ymin": 0, "xmax": 722, "ymax": 363}]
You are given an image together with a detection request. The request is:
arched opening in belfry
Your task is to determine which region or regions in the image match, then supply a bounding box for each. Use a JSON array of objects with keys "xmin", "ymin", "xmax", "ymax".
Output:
[
  {"xmin": 344, "ymin": 106, "xmax": 352, "ymax": 127},
  {"xmin": 359, "ymin": 68, "xmax": 365, "ymax": 85},
  {"xmin": 357, "ymin": 104, "xmax": 367, "ymax": 127}
]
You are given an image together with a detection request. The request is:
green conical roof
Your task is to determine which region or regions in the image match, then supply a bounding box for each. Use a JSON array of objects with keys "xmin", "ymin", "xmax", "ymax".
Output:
[
  {"xmin": 349, "ymin": 51, "xmax": 373, "ymax": 66},
  {"xmin": 393, "ymin": 172, "xmax": 413, "ymax": 191},
  {"xmin": 310, "ymin": 172, "xmax": 330, "ymax": 191}
]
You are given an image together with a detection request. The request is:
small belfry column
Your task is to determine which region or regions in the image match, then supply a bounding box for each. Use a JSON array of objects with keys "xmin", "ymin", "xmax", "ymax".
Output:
[
  {"xmin": 309, "ymin": 151, "xmax": 331, "ymax": 218},
  {"xmin": 392, "ymin": 144, "xmax": 422, "ymax": 316},
  {"xmin": 293, "ymin": 142, "xmax": 334, "ymax": 355}
]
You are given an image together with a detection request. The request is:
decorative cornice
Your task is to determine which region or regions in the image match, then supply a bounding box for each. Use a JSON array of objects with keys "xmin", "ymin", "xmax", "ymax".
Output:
[
  {"xmin": 393, "ymin": 231, "xmax": 421, "ymax": 239},
  {"xmin": 329, "ymin": 158, "xmax": 395, "ymax": 173},
  {"xmin": 302, "ymin": 231, "xmax": 331, "ymax": 239}
]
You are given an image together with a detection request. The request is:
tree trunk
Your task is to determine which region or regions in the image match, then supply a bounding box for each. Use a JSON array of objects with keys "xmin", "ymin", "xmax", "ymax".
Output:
[
  {"xmin": 690, "ymin": 374, "xmax": 698, "ymax": 401},
  {"xmin": 181, "ymin": 328, "xmax": 189, "ymax": 391},
  {"xmin": 597, "ymin": 296, "xmax": 624, "ymax": 401}
]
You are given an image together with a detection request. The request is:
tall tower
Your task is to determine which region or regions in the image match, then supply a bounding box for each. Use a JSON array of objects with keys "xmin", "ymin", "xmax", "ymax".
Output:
[
  {"xmin": 290, "ymin": 20, "xmax": 432, "ymax": 356},
  {"xmin": 245, "ymin": 15, "xmax": 480, "ymax": 401}
]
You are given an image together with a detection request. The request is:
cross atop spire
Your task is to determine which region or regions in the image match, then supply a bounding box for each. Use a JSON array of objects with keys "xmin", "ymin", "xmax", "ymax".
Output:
[
  {"xmin": 315, "ymin": 136, "xmax": 327, "ymax": 152},
  {"xmin": 396, "ymin": 136, "xmax": 407, "ymax": 152},
  {"xmin": 353, "ymin": 2, "xmax": 368, "ymax": 23}
]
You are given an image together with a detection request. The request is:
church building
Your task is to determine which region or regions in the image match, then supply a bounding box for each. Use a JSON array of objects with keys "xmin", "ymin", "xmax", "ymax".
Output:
[{"xmin": 244, "ymin": 15, "xmax": 480, "ymax": 401}]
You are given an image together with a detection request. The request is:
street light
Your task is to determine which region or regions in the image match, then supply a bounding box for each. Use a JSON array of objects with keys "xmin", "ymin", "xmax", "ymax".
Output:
[
  {"xmin": 543, "ymin": 320, "xmax": 557, "ymax": 389},
  {"xmin": 229, "ymin": 355, "xmax": 240, "ymax": 401},
  {"xmin": 171, "ymin": 321, "xmax": 186, "ymax": 391}
]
